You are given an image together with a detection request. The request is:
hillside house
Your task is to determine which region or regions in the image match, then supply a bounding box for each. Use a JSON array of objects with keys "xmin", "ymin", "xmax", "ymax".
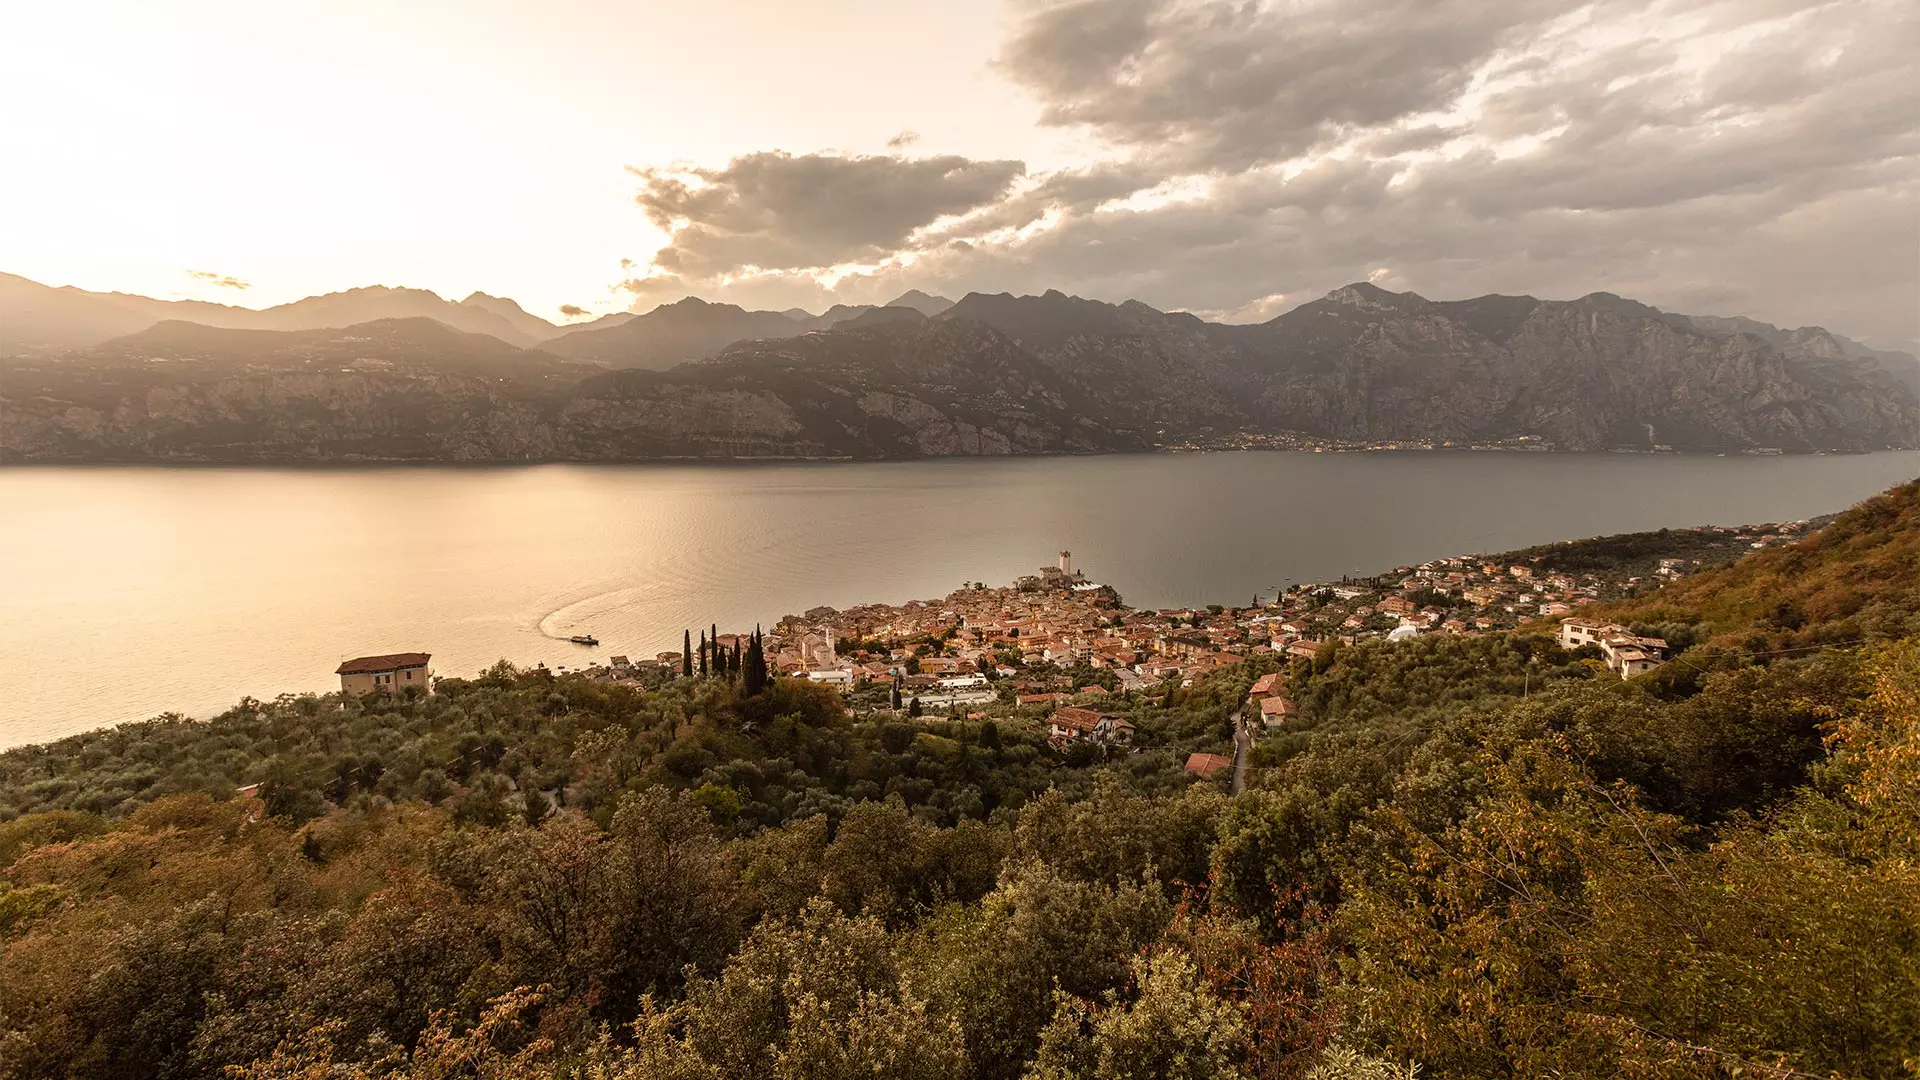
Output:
[
  {"xmin": 1249, "ymin": 672, "xmax": 1285, "ymax": 698},
  {"xmin": 1258, "ymin": 695, "xmax": 1296, "ymax": 728},
  {"xmin": 1185, "ymin": 753, "xmax": 1233, "ymax": 779},
  {"xmin": 336, "ymin": 652, "xmax": 432, "ymax": 695},
  {"xmin": 1560, "ymin": 619, "xmax": 1669, "ymax": 677},
  {"xmin": 1047, "ymin": 706, "xmax": 1135, "ymax": 749}
]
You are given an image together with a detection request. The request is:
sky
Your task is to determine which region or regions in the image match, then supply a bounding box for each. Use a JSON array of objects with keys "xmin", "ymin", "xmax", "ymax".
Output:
[{"xmin": 3, "ymin": 0, "xmax": 1915, "ymax": 347}]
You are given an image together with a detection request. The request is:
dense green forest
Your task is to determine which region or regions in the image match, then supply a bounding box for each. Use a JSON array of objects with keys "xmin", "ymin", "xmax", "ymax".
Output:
[{"xmin": 3, "ymin": 481, "xmax": 1918, "ymax": 1079}]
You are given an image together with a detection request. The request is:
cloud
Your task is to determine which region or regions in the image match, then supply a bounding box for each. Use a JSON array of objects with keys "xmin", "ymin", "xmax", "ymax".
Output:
[
  {"xmin": 186, "ymin": 269, "xmax": 251, "ymax": 290},
  {"xmin": 996, "ymin": 0, "xmax": 1590, "ymax": 170},
  {"xmin": 557, "ymin": 304, "xmax": 590, "ymax": 318},
  {"xmin": 887, "ymin": 130, "xmax": 920, "ymax": 149},
  {"xmin": 613, "ymin": 0, "xmax": 1920, "ymax": 349},
  {"xmin": 626, "ymin": 150, "xmax": 1026, "ymax": 282}
]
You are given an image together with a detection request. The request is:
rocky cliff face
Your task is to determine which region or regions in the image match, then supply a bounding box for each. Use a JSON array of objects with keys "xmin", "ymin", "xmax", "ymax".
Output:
[
  {"xmin": 0, "ymin": 370, "xmax": 559, "ymax": 462},
  {"xmin": 1211, "ymin": 285, "xmax": 1918, "ymax": 451},
  {"xmin": 4, "ymin": 284, "xmax": 1914, "ymax": 462}
]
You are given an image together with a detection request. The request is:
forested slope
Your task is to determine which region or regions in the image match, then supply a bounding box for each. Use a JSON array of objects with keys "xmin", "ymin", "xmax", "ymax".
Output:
[{"xmin": 1591, "ymin": 477, "xmax": 1920, "ymax": 649}]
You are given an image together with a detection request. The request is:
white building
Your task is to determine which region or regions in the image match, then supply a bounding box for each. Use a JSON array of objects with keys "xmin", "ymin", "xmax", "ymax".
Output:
[
  {"xmin": 912, "ymin": 688, "xmax": 999, "ymax": 709},
  {"xmin": 1560, "ymin": 619, "xmax": 1668, "ymax": 678}
]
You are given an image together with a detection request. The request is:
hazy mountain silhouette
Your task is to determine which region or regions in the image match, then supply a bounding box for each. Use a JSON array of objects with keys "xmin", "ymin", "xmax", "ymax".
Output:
[
  {"xmin": 0, "ymin": 274, "xmax": 548, "ymax": 350},
  {"xmin": 0, "ymin": 272, "xmax": 254, "ymax": 353},
  {"xmin": 92, "ymin": 317, "xmax": 592, "ymax": 381},
  {"xmin": 543, "ymin": 296, "xmax": 820, "ymax": 368},
  {"xmin": 459, "ymin": 292, "xmax": 565, "ymax": 342},
  {"xmin": 4, "ymin": 270, "xmax": 1914, "ymax": 460},
  {"xmin": 886, "ymin": 289, "xmax": 956, "ymax": 315},
  {"xmin": 10, "ymin": 281, "xmax": 1912, "ymax": 463}
]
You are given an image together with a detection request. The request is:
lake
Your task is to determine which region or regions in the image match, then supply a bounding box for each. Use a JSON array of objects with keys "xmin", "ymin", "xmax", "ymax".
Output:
[{"xmin": 3, "ymin": 451, "xmax": 1916, "ymax": 749}]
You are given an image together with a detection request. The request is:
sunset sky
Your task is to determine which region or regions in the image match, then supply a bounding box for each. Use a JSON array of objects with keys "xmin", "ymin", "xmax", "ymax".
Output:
[{"xmin": 4, "ymin": 0, "xmax": 1915, "ymax": 347}]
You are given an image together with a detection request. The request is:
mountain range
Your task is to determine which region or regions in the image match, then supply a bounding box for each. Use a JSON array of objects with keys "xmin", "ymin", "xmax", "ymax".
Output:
[{"xmin": 2, "ymin": 271, "xmax": 1914, "ymax": 463}]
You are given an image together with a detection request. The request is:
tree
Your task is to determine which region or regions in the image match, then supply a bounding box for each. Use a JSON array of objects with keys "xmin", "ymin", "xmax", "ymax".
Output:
[
  {"xmin": 521, "ymin": 789, "xmax": 552, "ymax": 828},
  {"xmin": 743, "ymin": 629, "xmax": 769, "ymax": 696},
  {"xmin": 699, "ymin": 632, "xmax": 709, "ymax": 678},
  {"xmin": 1025, "ymin": 950, "xmax": 1246, "ymax": 1080},
  {"xmin": 259, "ymin": 756, "xmax": 324, "ymax": 825},
  {"xmin": 683, "ymin": 630, "xmax": 693, "ymax": 678},
  {"xmin": 907, "ymin": 697, "xmax": 923, "ymax": 717}
]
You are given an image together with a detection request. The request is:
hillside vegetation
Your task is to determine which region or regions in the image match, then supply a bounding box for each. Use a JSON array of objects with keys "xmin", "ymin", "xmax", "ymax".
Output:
[
  {"xmin": 1590, "ymin": 478, "xmax": 1920, "ymax": 650},
  {"xmin": 2, "ymin": 482, "xmax": 1918, "ymax": 1079}
]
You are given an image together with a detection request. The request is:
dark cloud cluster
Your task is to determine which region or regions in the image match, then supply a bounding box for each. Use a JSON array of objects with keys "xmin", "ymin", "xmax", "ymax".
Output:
[
  {"xmin": 557, "ymin": 304, "xmax": 590, "ymax": 318},
  {"xmin": 186, "ymin": 269, "xmax": 251, "ymax": 290},
  {"xmin": 623, "ymin": 151, "xmax": 1024, "ymax": 295},
  {"xmin": 997, "ymin": 0, "xmax": 1586, "ymax": 170},
  {"xmin": 622, "ymin": 0, "xmax": 1919, "ymax": 348}
]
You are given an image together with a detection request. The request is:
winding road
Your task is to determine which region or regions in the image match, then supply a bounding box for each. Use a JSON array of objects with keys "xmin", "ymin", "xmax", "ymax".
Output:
[{"xmin": 1230, "ymin": 702, "xmax": 1252, "ymax": 796}]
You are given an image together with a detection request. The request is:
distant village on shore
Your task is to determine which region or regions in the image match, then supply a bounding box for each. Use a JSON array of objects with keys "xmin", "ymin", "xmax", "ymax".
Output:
[{"xmin": 335, "ymin": 518, "xmax": 1815, "ymax": 762}]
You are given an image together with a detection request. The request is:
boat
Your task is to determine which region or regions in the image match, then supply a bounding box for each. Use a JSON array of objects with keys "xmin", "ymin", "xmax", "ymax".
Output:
[{"xmin": 568, "ymin": 634, "xmax": 599, "ymax": 646}]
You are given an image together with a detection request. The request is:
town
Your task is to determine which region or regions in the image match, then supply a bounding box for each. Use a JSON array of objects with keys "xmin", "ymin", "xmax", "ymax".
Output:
[{"xmin": 336, "ymin": 518, "xmax": 1817, "ymax": 771}]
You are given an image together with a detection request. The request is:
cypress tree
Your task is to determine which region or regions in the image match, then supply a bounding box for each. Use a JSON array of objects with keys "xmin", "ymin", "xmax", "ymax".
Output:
[
  {"xmin": 743, "ymin": 627, "xmax": 769, "ymax": 696},
  {"xmin": 698, "ymin": 631, "xmax": 708, "ymax": 678},
  {"xmin": 890, "ymin": 676, "xmax": 902, "ymax": 711},
  {"xmin": 682, "ymin": 630, "xmax": 692, "ymax": 678}
]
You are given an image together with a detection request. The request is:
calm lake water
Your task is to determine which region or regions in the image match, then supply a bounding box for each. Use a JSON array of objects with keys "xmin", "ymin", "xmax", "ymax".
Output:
[{"xmin": 3, "ymin": 451, "xmax": 1916, "ymax": 749}]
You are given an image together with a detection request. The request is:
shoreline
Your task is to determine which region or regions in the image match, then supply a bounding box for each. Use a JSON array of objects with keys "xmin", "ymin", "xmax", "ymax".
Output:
[{"xmin": 0, "ymin": 511, "xmax": 1817, "ymax": 754}]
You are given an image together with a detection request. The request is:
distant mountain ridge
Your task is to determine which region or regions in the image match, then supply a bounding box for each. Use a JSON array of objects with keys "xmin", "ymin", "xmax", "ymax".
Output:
[
  {"xmin": 0, "ymin": 274, "xmax": 552, "ymax": 351},
  {"xmin": 3, "ymin": 273, "xmax": 1915, "ymax": 462}
]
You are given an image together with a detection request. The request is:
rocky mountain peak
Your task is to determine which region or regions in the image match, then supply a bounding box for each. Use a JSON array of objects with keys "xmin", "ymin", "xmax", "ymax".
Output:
[
  {"xmin": 842, "ymin": 306, "xmax": 928, "ymax": 330},
  {"xmin": 886, "ymin": 289, "xmax": 955, "ymax": 316},
  {"xmin": 460, "ymin": 291, "xmax": 528, "ymax": 313},
  {"xmin": 1322, "ymin": 281, "xmax": 1426, "ymax": 311}
]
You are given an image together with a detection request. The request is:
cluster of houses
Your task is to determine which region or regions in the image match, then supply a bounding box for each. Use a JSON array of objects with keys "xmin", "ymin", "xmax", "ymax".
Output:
[{"xmin": 332, "ymin": 520, "xmax": 1812, "ymax": 704}]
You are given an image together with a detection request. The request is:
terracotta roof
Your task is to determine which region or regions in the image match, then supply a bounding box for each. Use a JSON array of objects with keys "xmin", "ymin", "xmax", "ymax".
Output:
[
  {"xmin": 336, "ymin": 652, "xmax": 431, "ymax": 675},
  {"xmin": 1050, "ymin": 706, "xmax": 1114, "ymax": 731},
  {"xmin": 1185, "ymin": 753, "xmax": 1233, "ymax": 778}
]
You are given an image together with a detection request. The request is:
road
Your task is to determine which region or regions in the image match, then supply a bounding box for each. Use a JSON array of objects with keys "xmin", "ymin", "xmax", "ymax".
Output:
[{"xmin": 1230, "ymin": 704, "xmax": 1252, "ymax": 796}]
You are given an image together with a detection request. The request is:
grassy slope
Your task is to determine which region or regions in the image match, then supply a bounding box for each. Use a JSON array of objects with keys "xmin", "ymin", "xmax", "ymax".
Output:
[{"xmin": 1584, "ymin": 477, "xmax": 1920, "ymax": 646}]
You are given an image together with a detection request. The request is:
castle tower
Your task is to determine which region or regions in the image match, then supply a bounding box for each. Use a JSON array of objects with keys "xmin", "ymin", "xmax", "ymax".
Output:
[{"xmin": 1058, "ymin": 550, "xmax": 1072, "ymax": 576}]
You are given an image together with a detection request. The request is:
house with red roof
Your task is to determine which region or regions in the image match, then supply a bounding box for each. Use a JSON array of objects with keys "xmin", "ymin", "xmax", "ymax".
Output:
[{"xmin": 336, "ymin": 652, "xmax": 432, "ymax": 696}]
